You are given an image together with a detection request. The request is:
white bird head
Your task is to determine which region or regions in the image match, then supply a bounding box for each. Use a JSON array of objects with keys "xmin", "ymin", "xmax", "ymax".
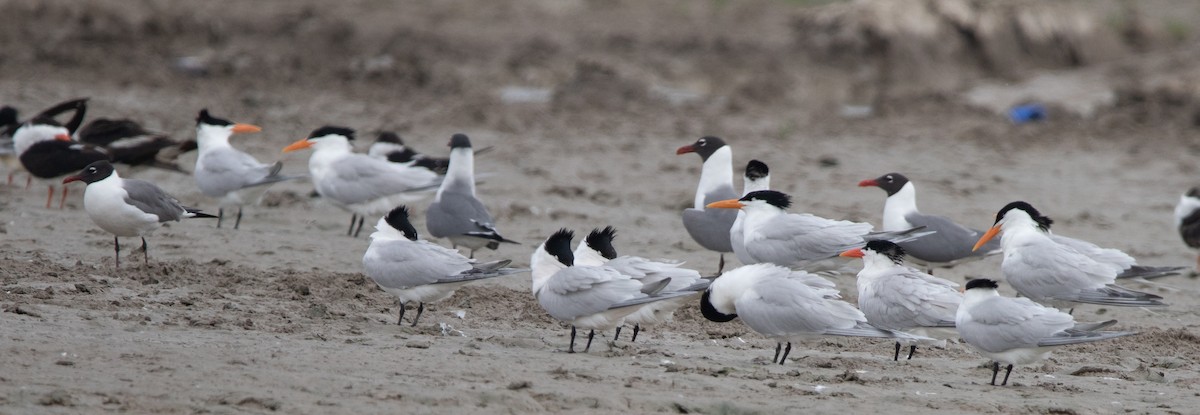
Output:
[
  {"xmin": 195, "ymin": 109, "xmax": 261, "ymax": 148},
  {"xmin": 12, "ymin": 121, "xmax": 71, "ymax": 155},
  {"xmin": 973, "ymin": 201, "xmax": 1053, "ymax": 251},
  {"xmin": 283, "ymin": 126, "xmax": 355, "ymax": 153}
]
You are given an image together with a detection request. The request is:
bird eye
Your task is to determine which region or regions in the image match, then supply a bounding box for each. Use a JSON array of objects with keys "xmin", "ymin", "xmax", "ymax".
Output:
[
  {"xmin": 697, "ymin": 138, "xmax": 706, "ymax": 145},
  {"xmin": 88, "ymin": 167, "xmax": 96, "ymax": 173},
  {"xmin": 885, "ymin": 175, "xmax": 892, "ymax": 181}
]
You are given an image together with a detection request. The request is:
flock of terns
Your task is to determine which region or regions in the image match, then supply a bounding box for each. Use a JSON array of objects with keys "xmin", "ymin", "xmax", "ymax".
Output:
[{"xmin": 4, "ymin": 98, "xmax": 1198, "ymax": 387}]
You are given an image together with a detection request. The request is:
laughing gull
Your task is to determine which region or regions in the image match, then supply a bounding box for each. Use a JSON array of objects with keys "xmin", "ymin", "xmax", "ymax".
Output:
[
  {"xmin": 956, "ymin": 278, "xmax": 1135, "ymax": 386},
  {"xmin": 62, "ymin": 160, "xmax": 215, "ymax": 268},
  {"xmin": 701, "ymin": 263, "xmax": 930, "ymax": 364},
  {"xmin": 363, "ymin": 205, "xmax": 525, "ymax": 326},
  {"xmin": 573, "ymin": 226, "xmax": 708, "ymax": 342},
  {"xmin": 859, "ymin": 172, "xmax": 999, "ymax": 268},
  {"xmin": 676, "ymin": 136, "xmax": 738, "ymax": 273},
  {"xmin": 531, "ymin": 229, "xmax": 693, "ymax": 353},
  {"xmin": 707, "ymin": 190, "xmax": 931, "ymax": 273},
  {"xmin": 840, "ymin": 240, "xmax": 961, "ymax": 361},
  {"xmin": 425, "ymin": 133, "xmax": 517, "ymax": 258},
  {"xmin": 194, "ymin": 109, "xmax": 300, "ymax": 229},
  {"xmin": 283, "ymin": 126, "xmax": 441, "ymax": 237},
  {"xmin": 973, "ymin": 201, "xmax": 1166, "ymax": 310}
]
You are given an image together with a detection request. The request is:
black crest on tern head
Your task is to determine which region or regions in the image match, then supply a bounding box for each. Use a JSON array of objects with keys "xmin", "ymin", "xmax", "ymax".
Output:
[
  {"xmin": 384, "ymin": 206, "xmax": 420, "ymax": 241},
  {"xmin": 376, "ymin": 131, "xmax": 404, "ymax": 145},
  {"xmin": 196, "ymin": 109, "xmax": 233, "ymax": 127},
  {"xmin": 741, "ymin": 190, "xmax": 791, "ymax": 210},
  {"xmin": 863, "ymin": 240, "xmax": 906, "ymax": 264},
  {"xmin": 308, "ymin": 126, "xmax": 356, "ymax": 141},
  {"xmin": 1187, "ymin": 186, "xmax": 1200, "ymax": 199},
  {"xmin": 585, "ymin": 226, "xmax": 619, "ymax": 260},
  {"xmin": 700, "ymin": 289, "xmax": 737, "ymax": 322},
  {"xmin": 544, "ymin": 228, "xmax": 575, "ymax": 266},
  {"xmin": 689, "ymin": 136, "xmax": 727, "ymax": 161},
  {"xmin": 995, "ymin": 201, "xmax": 1052, "ymax": 231},
  {"xmin": 71, "ymin": 160, "xmax": 116, "ymax": 184},
  {"xmin": 449, "ymin": 133, "xmax": 472, "ymax": 149},
  {"xmin": 745, "ymin": 160, "xmax": 769, "ymax": 181},
  {"xmin": 871, "ymin": 173, "xmax": 910, "ymax": 196},
  {"xmin": 965, "ymin": 278, "xmax": 1000, "ymax": 291},
  {"xmin": 0, "ymin": 106, "xmax": 17, "ymax": 127}
]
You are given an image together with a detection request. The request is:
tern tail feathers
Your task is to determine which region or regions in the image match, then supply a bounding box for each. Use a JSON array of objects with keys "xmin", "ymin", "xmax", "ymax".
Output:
[
  {"xmin": 1057, "ymin": 285, "xmax": 1166, "ymax": 307},
  {"xmin": 639, "ymin": 278, "xmax": 671, "ymax": 295},
  {"xmin": 608, "ymin": 290, "xmax": 695, "ymax": 310},
  {"xmin": 184, "ymin": 207, "xmax": 218, "ymax": 219},
  {"xmin": 1037, "ymin": 330, "xmax": 1137, "ymax": 347},
  {"xmin": 1070, "ymin": 319, "xmax": 1118, "ymax": 332},
  {"xmin": 823, "ymin": 324, "xmax": 934, "ymax": 340},
  {"xmin": 864, "ymin": 226, "xmax": 935, "ymax": 244},
  {"xmin": 1116, "ymin": 265, "xmax": 1187, "ymax": 280}
]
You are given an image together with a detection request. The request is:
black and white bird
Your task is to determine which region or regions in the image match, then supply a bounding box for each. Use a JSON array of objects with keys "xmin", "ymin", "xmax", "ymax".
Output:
[
  {"xmin": 62, "ymin": 160, "xmax": 215, "ymax": 268},
  {"xmin": 3, "ymin": 98, "xmax": 88, "ymax": 188},
  {"xmin": 858, "ymin": 172, "xmax": 999, "ymax": 268},
  {"xmin": 1175, "ymin": 186, "xmax": 1200, "ymax": 271},
  {"xmin": 363, "ymin": 206, "xmax": 524, "ymax": 326},
  {"xmin": 531, "ymin": 229, "xmax": 693, "ymax": 353},
  {"xmin": 956, "ymin": 278, "xmax": 1136, "ymax": 386},
  {"xmin": 283, "ymin": 126, "xmax": 441, "ymax": 237},
  {"xmin": 194, "ymin": 109, "xmax": 300, "ymax": 229},
  {"xmin": 676, "ymin": 136, "xmax": 739, "ymax": 273},
  {"xmin": 425, "ymin": 133, "xmax": 517, "ymax": 258},
  {"xmin": 701, "ymin": 263, "xmax": 929, "ymax": 364},
  {"xmin": 973, "ymin": 201, "xmax": 1167, "ymax": 309},
  {"xmin": 732, "ymin": 160, "xmax": 771, "ymax": 265},
  {"xmin": 77, "ymin": 117, "xmax": 196, "ymax": 173},
  {"xmin": 707, "ymin": 190, "xmax": 931, "ymax": 272},
  {"xmin": 840, "ymin": 240, "xmax": 961, "ymax": 361},
  {"xmin": 572, "ymin": 226, "xmax": 709, "ymax": 342},
  {"xmin": 368, "ymin": 131, "xmax": 450, "ymax": 175},
  {"xmin": 15, "ymin": 118, "xmax": 108, "ymax": 208}
]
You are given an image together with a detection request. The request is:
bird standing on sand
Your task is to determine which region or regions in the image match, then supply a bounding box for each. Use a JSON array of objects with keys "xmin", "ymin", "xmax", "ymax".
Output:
[
  {"xmin": 363, "ymin": 206, "xmax": 524, "ymax": 326},
  {"xmin": 732, "ymin": 160, "xmax": 771, "ymax": 266},
  {"xmin": 194, "ymin": 109, "xmax": 300, "ymax": 229},
  {"xmin": 956, "ymin": 278, "xmax": 1135, "ymax": 386},
  {"xmin": 15, "ymin": 118, "xmax": 108, "ymax": 208},
  {"xmin": 283, "ymin": 126, "xmax": 441, "ymax": 237},
  {"xmin": 425, "ymin": 133, "xmax": 517, "ymax": 258},
  {"xmin": 676, "ymin": 136, "xmax": 739, "ymax": 273},
  {"xmin": 62, "ymin": 160, "xmax": 215, "ymax": 268}
]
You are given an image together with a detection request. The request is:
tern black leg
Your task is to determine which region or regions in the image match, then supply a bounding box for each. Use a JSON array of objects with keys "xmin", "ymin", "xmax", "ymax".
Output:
[
  {"xmin": 631, "ymin": 324, "xmax": 641, "ymax": 342},
  {"xmin": 217, "ymin": 208, "xmax": 224, "ymax": 228},
  {"xmin": 583, "ymin": 329, "xmax": 595, "ymax": 352},
  {"xmin": 778, "ymin": 342, "xmax": 792, "ymax": 365},
  {"xmin": 1068, "ymin": 308, "xmax": 1075, "ymax": 315},
  {"xmin": 113, "ymin": 236, "xmax": 121, "ymax": 269},
  {"xmin": 613, "ymin": 326, "xmax": 622, "ymax": 341},
  {"xmin": 397, "ymin": 303, "xmax": 406, "ymax": 325},
  {"xmin": 568, "ymin": 326, "xmax": 578, "ymax": 353},
  {"xmin": 141, "ymin": 237, "xmax": 149, "ymax": 266},
  {"xmin": 1001, "ymin": 364, "xmax": 1013, "ymax": 386},
  {"xmin": 468, "ymin": 249, "xmax": 476, "ymax": 260},
  {"xmin": 990, "ymin": 362, "xmax": 1000, "ymax": 385},
  {"xmin": 772, "ymin": 343, "xmax": 783, "ymax": 363},
  {"xmin": 717, "ymin": 254, "xmax": 725, "ymax": 274},
  {"xmin": 353, "ymin": 215, "xmax": 365, "ymax": 238},
  {"xmin": 907, "ymin": 345, "xmax": 917, "ymax": 360},
  {"xmin": 347, "ymin": 214, "xmax": 358, "ymax": 236},
  {"xmin": 893, "ymin": 342, "xmax": 901, "ymax": 361},
  {"xmin": 234, "ymin": 207, "xmax": 243, "ymax": 230},
  {"xmin": 410, "ymin": 302, "xmax": 425, "ymax": 327}
]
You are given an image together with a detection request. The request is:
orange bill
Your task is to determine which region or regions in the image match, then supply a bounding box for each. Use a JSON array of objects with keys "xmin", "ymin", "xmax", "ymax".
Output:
[
  {"xmin": 839, "ymin": 248, "xmax": 865, "ymax": 258},
  {"xmin": 706, "ymin": 199, "xmax": 744, "ymax": 209},
  {"xmin": 232, "ymin": 123, "xmax": 262, "ymax": 134},
  {"xmin": 972, "ymin": 224, "xmax": 1001, "ymax": 251},
  {"xmin": 55, "ymin": 133, "xmax": 71, "ymax": 141},
  {"xmin": 857, "ymin": 179, "xmax": 877, "ymax": 187},
  {"xmin": 282, "ymin": 138, "xmax": 313, "ymax": 153},
  {"xmin": 675, "ymin": 144, "xmax": 695, "ymax": 155}
]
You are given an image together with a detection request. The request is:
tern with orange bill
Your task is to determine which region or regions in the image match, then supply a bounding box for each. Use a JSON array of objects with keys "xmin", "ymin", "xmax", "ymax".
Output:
[
  {"xmin": 194, "ymin": 109, "xmax": 301, "ymax": 229},
  {"xmin": 283, "ymin": 126, "xmax": 440, "ymax": 237},
  {"xmin": 972, "ymin": 201, "xmax": 1167, "ymax": 309},
  {"xmin": 676, "ymin": 136, "xmax": 738, "ymax": 273},
  {"xmin": 706, "ymin": 190, "xmax": 931, "ymax": 272},
  {"xmin": 732, "ymin": 160, "xmax": 771, "ymax": 265}
]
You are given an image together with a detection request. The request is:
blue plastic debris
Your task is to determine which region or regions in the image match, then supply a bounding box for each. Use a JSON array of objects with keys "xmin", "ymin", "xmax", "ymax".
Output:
[{"xmin": 1009, "ymin": 104, "xmax": 1046, "ymax": 124}]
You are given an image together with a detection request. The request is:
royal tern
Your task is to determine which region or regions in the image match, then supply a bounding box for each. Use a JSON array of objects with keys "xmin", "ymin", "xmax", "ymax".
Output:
[
  {"xmin": 425, "ymin": 133, "xmax": 517, "ymax": 258},
  {"xmin": 956, "ymin": 278, "xmax": 1136, "ymax": 386},
  {"xmin": 62, "ymin": 160, "xmax": 215, "ymax": 268},
  {"xmin": 972, "ymin": 201, "xmax": 1166, "ymax": 309},
  {"xmin": 283, "ymin": 126, "xmax": 440, "ymax": 237},
  {"xmin": 1175, "ymin": 186, "xmax": 1200, "ymax": 270},
  {"xmin": 701, "ymin": 262, "xmax": 929, "ymax": 364},
  {"xmin": 858, "ymin": 172, "xmax": 999, "ymax": 268},
  {"xmin": 194, "ymin": 109, "xmax": 299, "ymax": 229},
  {"xmin": 363, "ymin": 206, "xmax": 524, "ymax": 326},
  {"xmin": 840, "ymin": 240, "xmax": 961, "ymax": 361},
  {"xmin": 573, "ymin": 226, "xmax": 709, "ymax": 341},
  {"xmin": 707, "ymin": 190, "xmax": 931, "ymax": 272},
  {"xmin": 676, "ymin": 136, "xmax": 738, "ymax": 273},
  {"xmin": 732, "ymin": 160, "xmax": 770, "ymax": 265},
  {"xmin": 531, "ymin": 229, "xmax": 693, "ymax": 353}
]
